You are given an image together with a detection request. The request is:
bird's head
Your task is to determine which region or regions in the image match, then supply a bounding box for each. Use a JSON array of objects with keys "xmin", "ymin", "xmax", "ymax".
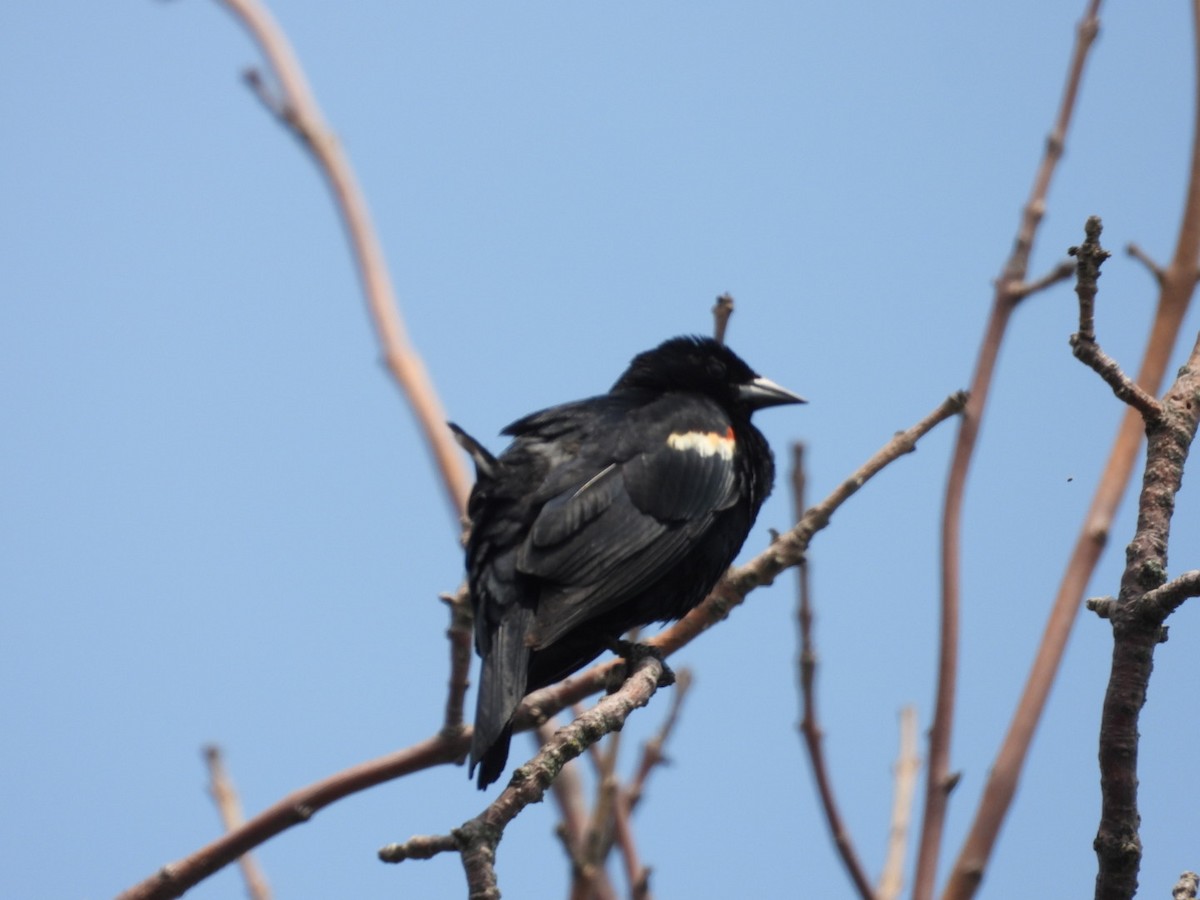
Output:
[{"xmin": 612, "ymin": 336, "xmax": 806, "ymax": 415}]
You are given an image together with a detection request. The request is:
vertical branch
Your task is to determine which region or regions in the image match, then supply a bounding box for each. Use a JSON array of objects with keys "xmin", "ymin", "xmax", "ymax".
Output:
[
  {"xmin": 214, "ymin": 0, "xmax": 471, "ymax": 523},
  {"xmin": 944, "ymin": 0, "xmax": 1200, "ymax": 895},
  {"xmin": 712, "ymin": 293, "xmax": 735, "ymax": 345},
  {"xmin": 877, "ymin": 707, "xmax": 920, "ymax": 900},
  {"xmin": 442, "ymin": 586, "xmax": 474, "ymax": 733},
  {"xmin": 1060, "ymin": 224, "xmax": 1200, "ymax": 898},
  {"xmin": 792, "ymin": 444, "xmax": 877, "ymax": 900},
  {"xmin": 916, "ymin": 2, "xmax": 1104, "ymax": 896},
  {"xmin": 203, "ymin": 746, "xmax": 273, "ymax": 900}
]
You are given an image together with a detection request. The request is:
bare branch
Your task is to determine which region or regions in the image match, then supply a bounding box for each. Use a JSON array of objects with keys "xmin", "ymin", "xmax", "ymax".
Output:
[
  {"xmin": 117, "ymin": 733, "xmax": 467, "ymax": 900},
  {"xmin": 1140, "ymin": 569, "xmax": 1200, "ymax": 618},
  {"xmin": 1126, "ymin": 242, "xmax": 1166, "ymax": 286},
  {"xmin": 581, "ymin": 738, "xmax": 621, "ymax": 890},
  {"xmin": 877, "ymin": 707, "xmax": 920, "ymax": 900},
  {"xmin": 1068, "ymin": 218, "xmax": 1165, "ymax": 423},
  {"xmin": 1068, "ymin": 215, "xmax": 1111, "ymax": 344},
  {"xmin": 1010, "ymin": 259, "xmax": 1076, "ymax": 302},
  {"xmin": 792, "ymin": 443, "xmax": 877, "ymax": 900},
  {"xmin": 924, "ymin": 1, "xmax": 1105, "ymax": 893},
  {"xmin": 453, "ymin": 654, "xmax": 667, "ymax": 899},
  {"xmin": 378, "ymin": 833, "xmax": 458, "ymax": 863},
  {"xmin": 440, "ymin": 586, "xmax": 474, "ymax": 734},
  {"xmin": 212, "ymin": 0, "xmax": 471, "ymax": 522},
  {"xmin": 941, "ymin": 0, "xmax": 1200, "ymax": 888},
  {"xmin": 712, "ymin": 293, "xmax": 735, "ymax": 345},
  {"xmin": 1174, "ymin": 872, "xmax": 1200, "ymax": 900},
  {"xmin": 1094, "ymin": 357, "xmax": 1200, "ymax": 898},
  {"xmin": 627, "ymin": 667, "xmax": 693, "ymax": 808},
  {"xmin": 612, "ymin": 790, "xmax": 653, "ymax": 900},
  {"xmin": 203, "ymin": 746, "xmax": 272, "ymax": 900}
]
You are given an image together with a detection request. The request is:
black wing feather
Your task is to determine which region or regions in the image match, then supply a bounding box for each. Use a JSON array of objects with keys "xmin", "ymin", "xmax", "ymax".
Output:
[{"xmin": 518, "ymin": 431, "xmax": 738, "ymax": 648}]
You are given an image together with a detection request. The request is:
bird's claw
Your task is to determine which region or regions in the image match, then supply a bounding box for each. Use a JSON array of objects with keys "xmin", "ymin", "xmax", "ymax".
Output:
[{"xmin": 608, "ymin": 638, "xmax": 676, "ymax": 688}]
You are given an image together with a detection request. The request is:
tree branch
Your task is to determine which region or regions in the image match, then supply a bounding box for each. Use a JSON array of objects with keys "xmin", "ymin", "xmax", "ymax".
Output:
[
  {"xmin": 452, "ymin": 654, "xmax": 666, "ymax": 899},
  {"xmin": 117, "ymin": 733, "xmax": 467, "ymax": 900},
  {"xmin": 792, "ymin": 443, "xmax": 877, "ymax": 899},
  {"xmin": 203, "ymin": 746, "xmax": 272, "ymax": 900},
  {"xmin": 1126, "ymin": 242, "xmax": 1166, "ymax": 286},
  {"xmin": 942, "ymin": 0, "xmax": 1200, "ymax": 889},
  {"xmin": 1068, "ymin": 219, "xmax": 1163, "ymax": 423},
  {"xmin": 1140, "ymin": 569, "xmax": 1200, "ymax": 619},
  {"xmin": 1093, "ymin": 351, "xmax": 1200, "ymax": 899},
  {"xmin": 712, "ymin": 293, "xmax": 735, "ymax": 345},
  {"xmin": 923, "ymin": 2, "xmax": 1104, "ymax": 894},
  {"xmin": 877, "ymin": 707, "xmax": 920, "ymax": 900},
  {"xmin": 441, "ymin": 585, "xmax": 474, "ymax": 734},
  {"xmin": 1174, "ymin": 872, "xmax": 1200, "ymax": 900},
  {"xmin": 211, "ymin": 0, "xmax": 471, "ymax": 523}
]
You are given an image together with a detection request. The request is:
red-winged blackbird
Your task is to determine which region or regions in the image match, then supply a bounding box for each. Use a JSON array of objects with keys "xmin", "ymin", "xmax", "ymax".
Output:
[{"xmin": 451, "ymin": 336, "xmax": 804, "ymax": 788}]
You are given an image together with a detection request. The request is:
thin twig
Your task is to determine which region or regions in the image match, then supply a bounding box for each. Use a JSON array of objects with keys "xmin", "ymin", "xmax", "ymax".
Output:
[
  {"xmin": 1010, "ymin": 259, "xmax": 1077, "ymax": 301},
  {"xmin": 612, "ymin": 790, "xmax": 653, "ymax": 900},
  {"xmin": 791, "ymin": 443, "xmax": 876, "ymax": 900},
  {"xmin": 626, "ymin": 667, "xmax": 693, "ymax": 809},
  {"xmin": 1174, "ymin": 872, "xmax": 1200, "ymax": 900},
  {"xmin": 452, "ymin": 655, "xmax": 667, "ymax": 900},
  {"xmin": 203, "ymin": 746, "xmax": 273, "ymax": 900},
  {"xmin": 581, "ymin": 738, "xmax": 621, "ymax": 891},
  {"xmin": 534, "ymin": 718, "xmax": 619, "ymax": 900},
  {"xmin": 533, "ymin": 721, "xmax": 587, "ymax": 868},
  {"xmin": 378, "ymin": 833, "xmax": 459, "ymax": 863},
  {"xmin": 212, "ymin": 0, "xmax": 471, "ymax": 523},
  {"xmin": 877, "ymin": 707, "xmax": 920, "ymax": 900},
  {"xmin": 1126, "ymin": 242, "xmax": 1166, "ymax": 285},
  {"xmin": 441, "ymin": 585, "xmax": 474, "ymax": 733},
  {"xmin": 117, "ymin": 733, "xmax": 468, "ymax": 900},
  {"xmin": 712, "ymin": 294, "xmax": 735, "ymax": 345},
  {"xmin": 1068, "ymin": 218, "xmax": 1165, "ymax": 423}
]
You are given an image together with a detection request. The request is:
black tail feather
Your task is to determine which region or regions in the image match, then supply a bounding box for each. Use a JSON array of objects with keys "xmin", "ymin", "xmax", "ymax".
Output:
[
  {"xmin": 448, "ymin": 422, "xmax": 499, "ymax": 480},
  {"xmin": 470, "ymin": 606, "xmax": 533, "ymax": 789},
  {"xmin": 472, "ymin": 722, "xmax": 514, "ymax": 790}
]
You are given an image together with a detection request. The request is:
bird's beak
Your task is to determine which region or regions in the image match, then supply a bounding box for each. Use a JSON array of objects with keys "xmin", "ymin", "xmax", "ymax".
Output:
[{"xmin": 739, "ymin": 376, "xmax": 807, "ymax": 409}]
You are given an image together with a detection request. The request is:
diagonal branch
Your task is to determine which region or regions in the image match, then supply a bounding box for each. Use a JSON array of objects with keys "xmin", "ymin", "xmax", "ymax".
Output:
[
  {"xmin": 203, "ymin": 746, "xmax": 272, "ymax": 900},
  {"xmin": 211, "ymin": 0, "xmax": 471, "ymax": 523}
]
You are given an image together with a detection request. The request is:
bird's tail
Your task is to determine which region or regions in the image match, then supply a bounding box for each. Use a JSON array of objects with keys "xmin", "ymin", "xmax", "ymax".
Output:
[
  {"xmin": 470, "ymin": 606, "xmax": 533, "ymax": 789},
  {"xmin": 448, "ymin": 423, "xmax": 499, "ymax": 481}
]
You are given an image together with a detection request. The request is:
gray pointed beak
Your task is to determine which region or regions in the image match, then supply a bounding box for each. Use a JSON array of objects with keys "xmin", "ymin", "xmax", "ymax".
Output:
[{"xmin": 738, "ymin": 376, "xmax": 807, "ymax": 409}]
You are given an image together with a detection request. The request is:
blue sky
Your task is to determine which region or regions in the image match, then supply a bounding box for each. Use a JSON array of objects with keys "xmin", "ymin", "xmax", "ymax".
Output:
[{"xmin": 3, "ymin": 2, "xmax": 1199, "ymax": 898}]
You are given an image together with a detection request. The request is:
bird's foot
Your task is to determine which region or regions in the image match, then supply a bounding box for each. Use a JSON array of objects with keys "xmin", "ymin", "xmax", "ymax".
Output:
[{"xmin": 607, "ymin": 638, "xmax": 676, "ymax": 689}]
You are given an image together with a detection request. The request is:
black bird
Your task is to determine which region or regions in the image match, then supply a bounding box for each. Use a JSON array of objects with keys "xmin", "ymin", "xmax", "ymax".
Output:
[{"xmin": 451, "ymin": 336, "xmax": 804, "ymax": 788}]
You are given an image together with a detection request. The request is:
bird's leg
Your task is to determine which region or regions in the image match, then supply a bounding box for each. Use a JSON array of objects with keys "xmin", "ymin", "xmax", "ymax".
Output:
[{"xmin": 606, "ymin": 637, "xmax": 676, "ymax": 689}]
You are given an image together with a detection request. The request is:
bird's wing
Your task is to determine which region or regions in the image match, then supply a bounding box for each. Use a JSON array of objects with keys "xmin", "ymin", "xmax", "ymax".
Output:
[{"xmin": 517, "ymin": 426, "xmax": 740, "ymax": 648}]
